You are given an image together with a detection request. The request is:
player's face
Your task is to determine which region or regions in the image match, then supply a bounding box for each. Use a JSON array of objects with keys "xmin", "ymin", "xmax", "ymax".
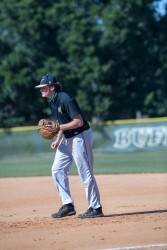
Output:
[{"xmin": 40, "ymin": 86, "xmax": 54, "ymax": 98}]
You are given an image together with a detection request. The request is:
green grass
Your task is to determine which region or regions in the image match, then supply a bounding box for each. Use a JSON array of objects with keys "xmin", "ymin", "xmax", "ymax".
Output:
[{"xmin": 0, "ymin": 150, "xmax": 167, "ymax": 177}]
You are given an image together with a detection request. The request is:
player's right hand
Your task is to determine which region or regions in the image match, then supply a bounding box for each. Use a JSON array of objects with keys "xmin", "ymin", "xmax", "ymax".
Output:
[{"xmin": 51, "ymin": 140, "xmax": 59, "ymax": 149}]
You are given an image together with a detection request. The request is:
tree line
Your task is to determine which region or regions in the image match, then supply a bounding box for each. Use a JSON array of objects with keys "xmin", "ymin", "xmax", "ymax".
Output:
[{"xmin": 0, "ymin": 0, "xmax": 167, "ymax": 127}]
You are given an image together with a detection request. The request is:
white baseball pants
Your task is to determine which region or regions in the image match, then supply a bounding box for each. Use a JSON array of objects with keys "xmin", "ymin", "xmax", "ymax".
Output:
[{"xmin": 51, "ymin": 128, "xmax": 101, "ymax": 209}]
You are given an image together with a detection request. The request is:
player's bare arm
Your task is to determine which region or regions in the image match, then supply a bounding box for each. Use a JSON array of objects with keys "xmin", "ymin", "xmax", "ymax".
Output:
[{"xmin": 60, "ymin": 114, "xmax": 83, "ymax": 131}]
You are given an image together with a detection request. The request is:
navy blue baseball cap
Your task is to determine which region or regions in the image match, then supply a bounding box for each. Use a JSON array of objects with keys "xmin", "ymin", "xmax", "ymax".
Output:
[{"xmin": 35, "ymin": 74, "xmax": 57, "ymax": 88}]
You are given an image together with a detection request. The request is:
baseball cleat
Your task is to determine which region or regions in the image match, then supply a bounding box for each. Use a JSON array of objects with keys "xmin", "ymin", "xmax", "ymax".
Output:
[
  {"xmin": 51, "ymin": 203, "xmax": 76, "ymax": 218},
  {"xmin": 78, "ymin": 207, "xmax": 104, "ymax": 219}
]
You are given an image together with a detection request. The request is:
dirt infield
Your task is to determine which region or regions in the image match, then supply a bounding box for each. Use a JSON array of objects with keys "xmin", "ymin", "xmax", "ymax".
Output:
[{"xmin": 0, "ymin": 174, "xmax": 167, "ymax": 250}]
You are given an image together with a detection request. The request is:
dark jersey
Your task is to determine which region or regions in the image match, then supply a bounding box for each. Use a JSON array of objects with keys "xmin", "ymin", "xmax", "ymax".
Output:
[{"xmin": 48, "ymin": 92, "xmax": 90, "ymax": 138}]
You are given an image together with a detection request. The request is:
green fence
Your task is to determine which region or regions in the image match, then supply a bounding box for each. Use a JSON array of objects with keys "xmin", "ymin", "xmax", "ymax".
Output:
[
  {"xmin": 0, "ymin": 117, "xmax": 167, "ymax": 159},
  {"xmin": 0, "ymin": 118, "xmax": 167, "ymax": 176},
  {"xmin": 93, "ymin": 117, "xmax": 167, "ymax": 152}
]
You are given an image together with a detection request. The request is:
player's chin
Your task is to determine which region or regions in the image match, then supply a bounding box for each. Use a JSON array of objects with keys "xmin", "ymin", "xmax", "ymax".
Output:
[{"xmin": 41, "ymin": 93, "xmax": 47, "ymax": 98}]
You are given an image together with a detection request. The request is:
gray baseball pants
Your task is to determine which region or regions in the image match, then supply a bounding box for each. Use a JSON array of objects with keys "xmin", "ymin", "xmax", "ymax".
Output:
[{"xmin": 51, "ymin": 128, "xmax": 101, "ymax": 209}]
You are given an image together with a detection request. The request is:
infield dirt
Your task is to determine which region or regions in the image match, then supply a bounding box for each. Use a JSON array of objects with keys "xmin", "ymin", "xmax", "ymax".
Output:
[{"xmin": 0, "ymin": 174, "xmax": 167, "ymax": 250}]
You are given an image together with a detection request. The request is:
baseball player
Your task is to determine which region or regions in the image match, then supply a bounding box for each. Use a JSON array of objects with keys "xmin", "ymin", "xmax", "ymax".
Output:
[{"xmin": 35, "ymin": 74, "xmax": 103, "ymax": 218}]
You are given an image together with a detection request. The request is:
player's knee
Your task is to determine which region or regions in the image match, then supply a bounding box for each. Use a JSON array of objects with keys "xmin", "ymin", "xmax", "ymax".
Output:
[{"xmin": 52, "ymin": 167, "xmax": 67, "ymax": 181}]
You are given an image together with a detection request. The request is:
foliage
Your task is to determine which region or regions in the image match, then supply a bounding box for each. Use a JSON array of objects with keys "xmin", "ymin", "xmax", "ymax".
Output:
[{"xmin": 0, "ymin": 0, "xmax": 166, "ymax": 127}]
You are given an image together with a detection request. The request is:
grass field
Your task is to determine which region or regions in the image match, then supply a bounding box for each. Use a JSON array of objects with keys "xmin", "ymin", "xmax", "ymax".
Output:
[{"xmin": 0, "ymin": 150, "xmax": 167, "ymax": 177}]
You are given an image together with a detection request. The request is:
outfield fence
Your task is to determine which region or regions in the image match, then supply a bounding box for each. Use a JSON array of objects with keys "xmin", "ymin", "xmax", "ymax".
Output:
[{"xmin": 0, "ymin": 117, "xmax": 167, "ymax": 159}]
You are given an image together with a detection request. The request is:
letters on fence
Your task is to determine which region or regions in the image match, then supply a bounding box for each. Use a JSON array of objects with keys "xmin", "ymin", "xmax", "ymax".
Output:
[
  {"xmin": 114, "ymin": 126, "xmax": 167, "ymax": 149},
  {"xmin": 93, "ymin": 122, "xmax": 167, "ymax": 152}
]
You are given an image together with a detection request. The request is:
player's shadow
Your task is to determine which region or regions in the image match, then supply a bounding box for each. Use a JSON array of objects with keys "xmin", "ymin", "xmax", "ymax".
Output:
[{"xmin": 104, "ymin": 209, "xmax": 167, "ymax": 218}]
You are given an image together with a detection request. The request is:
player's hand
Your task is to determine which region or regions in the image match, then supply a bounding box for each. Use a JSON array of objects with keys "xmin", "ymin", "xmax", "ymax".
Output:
[
  {"xmin": 51, "ymin": 140, "xmax": 59, "ymax": 149},
  {"xmin": 51, "ymin": 130, "xmax": 63, "ymax": 149}
]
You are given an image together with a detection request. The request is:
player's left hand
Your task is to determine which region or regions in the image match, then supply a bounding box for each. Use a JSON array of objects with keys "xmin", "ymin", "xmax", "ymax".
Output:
[{"xmin": 38, "ymin": 119, "xmax": 60, "ymax": 139}]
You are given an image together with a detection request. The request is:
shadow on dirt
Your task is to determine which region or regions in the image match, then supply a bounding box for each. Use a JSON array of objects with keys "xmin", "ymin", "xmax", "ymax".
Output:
[{"xmin": 104, "ymin": 209, "xmax": 167, "ymax": 217}]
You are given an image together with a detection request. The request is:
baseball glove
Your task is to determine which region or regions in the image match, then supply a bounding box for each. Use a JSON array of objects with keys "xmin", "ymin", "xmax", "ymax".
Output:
[{"xmin": 38, "ymin": 119, "xmax": 60, "ymax": 139}]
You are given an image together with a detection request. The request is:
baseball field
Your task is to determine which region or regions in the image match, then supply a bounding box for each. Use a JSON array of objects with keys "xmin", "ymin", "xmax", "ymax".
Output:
[{"xmin": 0, "ymin": 151, "xmax": 167, "ymax": 250}]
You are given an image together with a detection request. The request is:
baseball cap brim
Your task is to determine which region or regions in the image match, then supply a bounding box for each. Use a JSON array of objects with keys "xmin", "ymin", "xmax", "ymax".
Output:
[{"xmin": 35, "ymin": 84, "xmax": 48, "ymax": 88}]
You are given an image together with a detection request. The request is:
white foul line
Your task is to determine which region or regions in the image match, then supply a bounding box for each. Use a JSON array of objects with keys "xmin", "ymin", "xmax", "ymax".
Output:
[{"xmin": 99, "ymin": 243, "xmax": 167, "ymax": 250}]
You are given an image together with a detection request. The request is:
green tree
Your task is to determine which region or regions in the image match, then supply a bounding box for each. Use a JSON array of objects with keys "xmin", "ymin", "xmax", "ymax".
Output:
[
  {"xmin": 98, "ymin": 0, "xmax": 167, "ymax": 118},
  {"xmin": 0, "ymin": 0, "xmax": 166, "ymax": 128},
  {"xmin": 0, "ymin": 0, "xmax": 111, "ymax": 126}
]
